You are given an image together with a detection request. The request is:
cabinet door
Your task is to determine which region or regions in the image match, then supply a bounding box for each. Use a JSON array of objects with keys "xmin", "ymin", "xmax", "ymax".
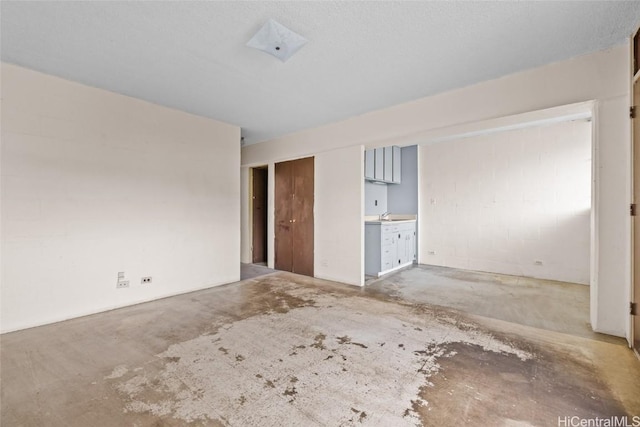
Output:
[
  {"xmin": 408, "ymin": 228, "xmax": 416, "ymax": 262},
  {"xmin": 396, "ymin": 224, "xmax": 416, "ymax": 265},
  {"xmin": 364, "ymin": 150, "xmax": 375, "ymax": 180},
  {"xmin": 395, "ymin": 230, "xmax": 406, "ymax": 266},
  {"xmin": 404, "ymin": 229, "xmax": 415, "ymax": 263},
  {"xmin": 381, "ymin": 225, "xmax": 397, "ymax": 272},
  {"xmin": 384, "ymin": 147, "xmax": 393, "ymax": 182},
  {"xmin": 382, "ymin": 244, "xmax": 395, "ymax": 272},
  {"xmin": 392, "ymin": 146, "xmax": 402, "ymax": 183},
  {"xmin": 374, "ymin": 148, "xmax": 384, "ymax": 180}
]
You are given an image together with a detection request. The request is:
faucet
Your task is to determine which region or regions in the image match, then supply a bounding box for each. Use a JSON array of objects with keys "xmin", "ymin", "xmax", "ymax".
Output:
[{"xmin": 380, "ymin": 211, "xmax": 390, "ymax": 220}]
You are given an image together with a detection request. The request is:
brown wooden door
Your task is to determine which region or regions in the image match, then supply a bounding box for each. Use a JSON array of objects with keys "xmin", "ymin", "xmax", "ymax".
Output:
[
  {"xmin": 252, "ymin": 167, "xmax": 268, "ymax": 264},
  {"xmin": 633, "ymin": 64, "xmax": 640, "ymax": 354},
  {"xmin": 292, "ymin": 157, "xmax": 314, "ymax": 276},
  {"xmin": 275, "ymin": 160, "xmax": 294, "ymax": 272},
  {"xmin": 274, "ymin": 157, "xmax": 314, "ymax": 276},
  {"xmin": 633, "ymin": 27, "xmax": 640, "ymax": 355}
]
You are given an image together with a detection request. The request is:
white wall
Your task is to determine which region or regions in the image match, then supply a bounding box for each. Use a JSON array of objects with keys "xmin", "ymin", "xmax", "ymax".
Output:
[
  {"xmin": 315, "ymin": 146, "xmax": 364, "ymax": 286},
  {"xmin": 1, "ymin": 63, "xmax": 241, "ymax": 333},
  {"xmin": 421, "ymin": 120, "xmax": 591, "ymax": 284},
  {"xmin": 239, "ymin": 146, "xmax": 364, "ymax": 287},
  {"xmin": 242, "ymin": 45, "xmax": 630, "ymax": 339}
]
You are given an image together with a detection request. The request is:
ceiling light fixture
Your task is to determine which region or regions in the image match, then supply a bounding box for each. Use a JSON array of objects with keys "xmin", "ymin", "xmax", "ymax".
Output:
[{"xmin": 246, "ymin": 19, "xmax": 307, "ymax": 62}]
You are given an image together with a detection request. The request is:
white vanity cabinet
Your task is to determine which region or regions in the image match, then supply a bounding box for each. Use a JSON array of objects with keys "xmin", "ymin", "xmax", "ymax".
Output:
[{"xmin": 365, "ymin": 220, "xmax": 416, "ymax": 277}]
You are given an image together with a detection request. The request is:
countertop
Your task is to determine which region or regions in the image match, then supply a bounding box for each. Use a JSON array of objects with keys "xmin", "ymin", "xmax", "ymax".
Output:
[
  {"xmin": 365, "ymin": 219, "xmax": 416, "ymax": 225},
  {"xmin": 364, "ymin": 214, "xmax": 417, "ymax": 225}
]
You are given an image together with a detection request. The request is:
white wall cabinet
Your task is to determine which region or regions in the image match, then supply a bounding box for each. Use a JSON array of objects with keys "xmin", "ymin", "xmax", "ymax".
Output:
[
  {"xmin": 384, "ymin": 147, "xmax": 393, "ymax": 182},
  {"xmin": 392, "ymin": 146, "xmax": 401, "ymax": 183},
  {"xmin": 364, "ymin": 145, "xmax": 401, "ymax": 184},
  {"xmin": 365, "ymin": 220, "xmax": 416, "ymax": 276},
  {"xmin": 374, "ymin": 148, "xmax": 385, "ymax": 180},
  {"xmin": 364, "ymin": 150, "xmax": 375, "ymax": 180}
]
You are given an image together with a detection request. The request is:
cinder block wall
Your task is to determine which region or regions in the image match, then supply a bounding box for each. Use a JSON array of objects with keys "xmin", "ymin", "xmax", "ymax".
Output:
[{"xmin": 421, "ymin": 120, "xmax": 591, "ymax": 284}]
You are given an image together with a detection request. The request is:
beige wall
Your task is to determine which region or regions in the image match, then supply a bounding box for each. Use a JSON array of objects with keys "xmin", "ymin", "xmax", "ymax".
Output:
[
  {"xmin": 421, "ymin": 120, "xmax": 592, "ymax": 285},
  {"xmin": 314, "ymin": 145, "xmax": 364, "ymax": 286},
  {"xmin": 242, "ymin": 44, "xmax": 631, "ymax": 339},
  {"xmin": 240, "ymin": 147, "xmax": 364, "ymax": 287},
  {"xmin": 1, "ymin": 63, "xmax": 241, "ymax": 333}
]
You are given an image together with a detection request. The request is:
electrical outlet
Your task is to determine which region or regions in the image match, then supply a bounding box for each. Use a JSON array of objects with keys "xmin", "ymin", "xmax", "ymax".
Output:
[
  {"xmin": 116, "ymin": 280, "xmax": 129, "ymax": 289},
  {"xmin": 141, "ymin": 276, "xmax": 152, "ymax": 284}
]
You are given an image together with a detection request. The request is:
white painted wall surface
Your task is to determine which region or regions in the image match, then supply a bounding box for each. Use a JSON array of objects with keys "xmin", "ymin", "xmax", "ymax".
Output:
[
  {"xmin": 1, "ymin": 63, "xmax": 241, "ymax": 333},
  {"xmin": 315, "ymin": 146, "xmax": 364, "ymax": 286},
  {"xmin": 421, "ymin": 121, "xmax": 591, "ymax": 284},
  {"xmin": 242, "ymin": 45, "xmax": 630, "ymax": 339},
  {"xmin": 239, "ymin": 146, "xmax": 364, "ymax": 287}
]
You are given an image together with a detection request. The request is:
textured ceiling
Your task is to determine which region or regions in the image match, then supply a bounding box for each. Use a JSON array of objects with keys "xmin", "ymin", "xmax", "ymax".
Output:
[{"xmin": 2, "ymin": 1, "xmax": 639, "ymax": 145}]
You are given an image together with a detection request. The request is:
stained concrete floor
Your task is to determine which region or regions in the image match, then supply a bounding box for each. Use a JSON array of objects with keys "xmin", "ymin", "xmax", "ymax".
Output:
[
  {"xmin": 2, "ymin": 267, "xmax": 639, "ymax": 426},
  {"xmin": 367, "ymin": 265, "xmax": 616, "ymax": 343}
]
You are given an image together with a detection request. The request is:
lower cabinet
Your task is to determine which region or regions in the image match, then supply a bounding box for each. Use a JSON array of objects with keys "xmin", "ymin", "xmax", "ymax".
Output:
[{"xmin": 365, "ymin": 221, "xmax": 416, "ymax": 277}]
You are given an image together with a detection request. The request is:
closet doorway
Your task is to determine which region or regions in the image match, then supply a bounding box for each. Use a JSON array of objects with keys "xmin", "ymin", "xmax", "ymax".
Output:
[{"xmin": 251, "ymin": 167, "xmax": 268, "ymax": 264}]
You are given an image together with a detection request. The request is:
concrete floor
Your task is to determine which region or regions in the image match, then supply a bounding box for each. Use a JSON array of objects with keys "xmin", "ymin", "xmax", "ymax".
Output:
[
  {"xmin": 367, "ymin": 264, "xmax": 616, "ymax": 343},
  {"xmin": 240, "ymin": 263, "xmax": 276, "ymax": 281},
  {"xmin": 2, "ymin": 267, "xmax": 639, "ymax": 426}
]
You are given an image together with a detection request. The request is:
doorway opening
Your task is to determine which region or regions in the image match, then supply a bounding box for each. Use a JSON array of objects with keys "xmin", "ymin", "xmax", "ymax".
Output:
[
  {"xmin": 421, "ymin": 117, "xmax": 593, "ymax": 285},
  {"xmin": 408, "ymin": 103, "xmax": 596, "ymax": 338},
  {"xmin": 251, "ymin": 166, "xmax": 268, "ymax": 265}
]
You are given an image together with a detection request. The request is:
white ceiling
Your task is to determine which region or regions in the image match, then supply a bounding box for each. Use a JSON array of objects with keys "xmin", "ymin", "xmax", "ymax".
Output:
[{"xmin": 2, "ymin": 1, "xmax": 639, "ymax": 146}]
